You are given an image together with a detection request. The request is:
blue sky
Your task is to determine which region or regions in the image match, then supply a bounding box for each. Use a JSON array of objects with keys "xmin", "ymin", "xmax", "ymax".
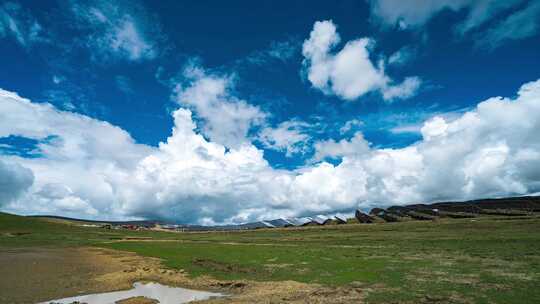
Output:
[{"xmin": 1, "ymin": 0, "xmax": 540, "ymax": 223}]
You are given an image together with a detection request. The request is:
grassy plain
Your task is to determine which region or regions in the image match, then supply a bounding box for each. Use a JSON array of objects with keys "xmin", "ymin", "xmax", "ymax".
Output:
[{"xmin": 1, "ymin": 212, "xmax": 540, "ymax": 303}]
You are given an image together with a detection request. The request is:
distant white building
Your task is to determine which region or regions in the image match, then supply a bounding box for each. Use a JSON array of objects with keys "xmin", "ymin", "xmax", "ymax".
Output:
[
  {"xmin": 334, "ymin": 215, "xmax": 347, "ymax": 224},
  {"xmin": 312, "ymin": 215, "xmax": 331, "ymax": 225},
  {"xmin": 286, "ymin": 217, "xmax": 313, "ymax": 226}
]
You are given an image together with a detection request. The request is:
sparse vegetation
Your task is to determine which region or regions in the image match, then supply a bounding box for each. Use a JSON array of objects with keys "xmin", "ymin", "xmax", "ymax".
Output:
[{"xmin": 2, "ymin": 212, "xmax": 540, "ymax": 303}]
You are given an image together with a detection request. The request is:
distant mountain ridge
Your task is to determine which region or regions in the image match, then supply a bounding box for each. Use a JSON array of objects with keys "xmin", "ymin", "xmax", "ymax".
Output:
[
  {"xmin": 28, "ymin": 195, "xmax": 540, "ymax": 230},
  {"xmin": 384, "ymin": 195, "xmax": 540, "ymax": 214}
]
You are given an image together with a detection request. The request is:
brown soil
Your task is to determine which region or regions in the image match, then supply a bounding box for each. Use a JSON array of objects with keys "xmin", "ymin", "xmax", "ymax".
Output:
[
  {"xmin": 0, "ymin": 246, "xmax": 366, "ymax": 304},
  {"xmin": 116, "ymin": 296, "xmax": 159, "ymax": 304},
  {"xmin": 0, "ymin": 247, "xmax": 127, "ymax": 304}
]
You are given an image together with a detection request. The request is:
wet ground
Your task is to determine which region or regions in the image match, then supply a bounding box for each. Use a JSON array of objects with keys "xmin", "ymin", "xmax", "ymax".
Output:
[
  {"xmin": 0, "ymin": 247, "xmax": 363, "ymax": 304},
  {"xmin": 39, "ymin": 281, "xmax": 223, "ymax": 304}
]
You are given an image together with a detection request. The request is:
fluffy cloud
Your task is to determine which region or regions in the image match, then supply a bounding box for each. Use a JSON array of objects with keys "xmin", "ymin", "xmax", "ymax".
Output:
[
  {"xmin": 257, "ymin": 120, "xmax": 311, "ymax": 157},
  {"xmin": 302, "ymin": 20, "xmax": 421, "ymax": 101},
  {"xmin": 308, "ymin": 78, "xmax": 540, "ymax": 203},
  {"xmin": 174, "ymin": 67, "xmax": 267, "ymax": 148},
  {"xmin": 381, "ymin": 77, "xmax": 422, "ymax": 100},
  {"xmin": 312, "ymin": 132, "xmax": 370, "ymax": 162},
  {"xmin": 0, "ymin": 88, "xmax": 151, "ymax": 218},
  {"xmin": 390, "ymin": 124, "xmax": 423, "ymax": 135},
  {"xmin": 123, "ymin": 108, "xmax": 277, "ymax": 222},
  {"xmin": 0, "ymin": 159, "xmax": 33, "ymax": 206},
  {"xmin": 0, "ymin": 2, "xmax": 46, "ymax": 48},
  {"xmin": 388, "ymin": 46, "xmax": 416, "ymax": 66},
  {"xmin": 70, "ymin": 0, "xmax": 160, "ymax": 61},
  {"xmin": 339, "ymin": 119, "xmax": 363, "ymax": 135},
  {"xmin": 1, "ymin": 77, "xmax": 540, "ymax": 223}
]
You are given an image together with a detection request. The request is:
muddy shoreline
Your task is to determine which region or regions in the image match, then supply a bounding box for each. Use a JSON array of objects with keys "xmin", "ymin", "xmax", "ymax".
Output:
[{"xmin": 0, "ymin": 246, "xmax": 365, "ymax": 304}]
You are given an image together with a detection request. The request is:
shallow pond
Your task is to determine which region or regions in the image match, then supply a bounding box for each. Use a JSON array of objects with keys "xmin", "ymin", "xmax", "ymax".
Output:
[{"xmin": 39, "ymin": 281, "xmax": 223, "ymax": 304}]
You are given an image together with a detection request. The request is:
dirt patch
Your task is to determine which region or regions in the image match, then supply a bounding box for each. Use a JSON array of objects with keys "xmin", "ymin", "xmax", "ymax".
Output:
[
  {"xmin": 0, "ymin": 247, "xmax": 126, "ymax": 304},
  {"xmin": 116, "ymin": 296, "xmax": 159, "ymax": 304},
  {"xmin": 408, "ymin": 270, "xmax": 479, "ymax": 285},
  {"xmin": 487, "ymin": 268, "xmax": 534, "ymax": 281},
  {"xmin": 418, "ymin": 292, "xmax": 473, "ymax": 304},
  {"xmin": 200, "ymin": 280, "xmax": 367, "ymax": 304},
  {"xmin": 122, "ymin": 237, "xmax": 154, "ymax": 241},
  {"xmin": 264, "ymin": 263, "xmax": 293, "ymax": 270}
]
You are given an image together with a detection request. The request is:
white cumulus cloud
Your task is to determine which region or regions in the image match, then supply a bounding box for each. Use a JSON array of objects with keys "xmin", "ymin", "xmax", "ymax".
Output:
[
  {"xmin": 0, "ymin": 159, "xmax": 34, "ymax": 207},
  {"xmin": 339, "ymin": 119, "xmax": 363, "ymax": 134},
  {"xmin": 302, "ymin": 20, "xmax": 422, "ymax": 101},
  {"xmin": 312, "ymin": 132, "xmax": 370, "ymax": 162},
  {"xmin": 174, "ymin": 66, "xmax": 267, "ymax": 148},
  {"xmin": 1, "ymin": 77, "xmax": 540, "ymax": 223},
  {"xmin": 257, "ymin": 120, "xmax": 311, "ymax": 157}
]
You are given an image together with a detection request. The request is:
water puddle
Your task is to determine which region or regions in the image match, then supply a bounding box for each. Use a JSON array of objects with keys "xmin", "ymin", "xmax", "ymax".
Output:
[{"xmin": 39, "ymin": 281, "xmax": 223, "ymax": 304}]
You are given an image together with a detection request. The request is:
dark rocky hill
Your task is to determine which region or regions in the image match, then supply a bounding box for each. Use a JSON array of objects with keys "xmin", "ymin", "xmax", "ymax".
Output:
[{"xmin": 381, "ymin": 195, "xmax": 540, "ymax": 215}]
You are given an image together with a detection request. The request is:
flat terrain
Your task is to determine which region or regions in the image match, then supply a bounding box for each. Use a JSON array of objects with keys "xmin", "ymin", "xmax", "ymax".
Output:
[
  {"xmin": 1, "ymin": 212, "xmax": 540, "ymax": 303},
  {"xmin": 0, "ymin": 247, "xmax": 130, "ymax": 303}
]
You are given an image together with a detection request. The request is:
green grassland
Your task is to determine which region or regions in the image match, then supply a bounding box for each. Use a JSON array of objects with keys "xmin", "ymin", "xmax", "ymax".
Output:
[{"xmin": 2, "ymin": 212, "xmax": 540, "ymax": 303}]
